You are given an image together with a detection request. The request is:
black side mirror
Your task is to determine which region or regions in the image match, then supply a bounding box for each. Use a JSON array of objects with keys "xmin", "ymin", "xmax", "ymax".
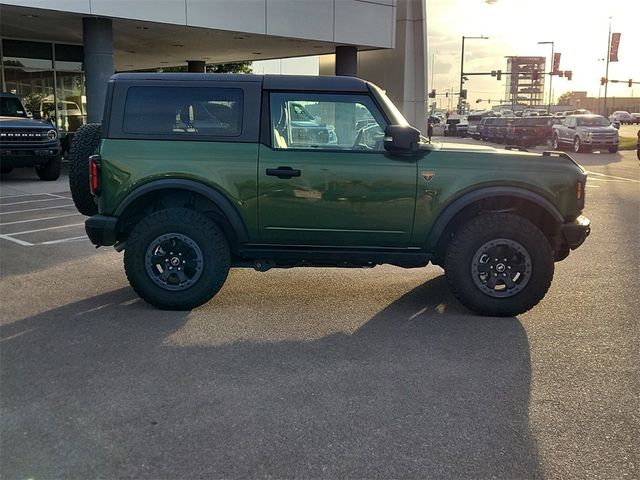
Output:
[{"xmin": 384, "ymin": 125, "xmax": 421, "ymax": 153}]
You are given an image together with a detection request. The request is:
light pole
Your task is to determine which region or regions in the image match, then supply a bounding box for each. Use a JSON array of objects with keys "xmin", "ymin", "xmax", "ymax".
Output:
[
  {"xmin": 538, "ymin": 41, "xmax": 554, "ymax": 113},
  {"xmin": 603, "ymin": 17, "xmax": 612, "ymax": 116},
  {"xmin": 459, "ymin": 35, "xmax": 488, "ymax": 114}
]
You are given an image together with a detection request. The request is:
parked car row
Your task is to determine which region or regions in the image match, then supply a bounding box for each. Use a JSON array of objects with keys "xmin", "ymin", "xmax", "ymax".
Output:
[
  {"xmin": 609, "ymin": 110, "xmax": 640, "ymax": 125},
  {"xmin": 471, "ymin": 115, "xmax": 555, "ymax": 147},
  {"xmin": 468, "ymin": 113, "xmax": 621, "ymax": 153}
]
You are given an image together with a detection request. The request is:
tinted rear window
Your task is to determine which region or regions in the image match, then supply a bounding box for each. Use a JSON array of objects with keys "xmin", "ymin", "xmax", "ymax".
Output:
[{"xmin": 123, "ymin": 86, "xmax": 243, "ymax": 137}]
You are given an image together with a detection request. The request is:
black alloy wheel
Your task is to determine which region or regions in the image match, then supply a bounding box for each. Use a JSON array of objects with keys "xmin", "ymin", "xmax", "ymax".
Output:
[
  {"xmin": 471, "ymin": 238, "xmax": 532, "ymax": 298},
  {"xmin": 145, "ymin": 233, "xmax": 204, "ymax": 292}
]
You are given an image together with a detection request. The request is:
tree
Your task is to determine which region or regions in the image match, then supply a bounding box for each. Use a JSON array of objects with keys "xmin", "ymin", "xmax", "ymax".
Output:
[
  {"xmin": 208, "ymin": 62, "xmax": 252, "ymax": 74},
  {"xmin": 556, "ymin": 91, "xmax": 574, "ymax": 106},
  {"xmin": 158, "ymin": 61, "xmax": 252, "ymax": 74}
]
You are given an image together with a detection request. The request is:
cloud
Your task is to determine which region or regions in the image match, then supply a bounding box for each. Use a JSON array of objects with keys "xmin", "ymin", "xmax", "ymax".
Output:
[{"xmin": 484, "ymin": 0, "xmax": 498, "ymax": 4}]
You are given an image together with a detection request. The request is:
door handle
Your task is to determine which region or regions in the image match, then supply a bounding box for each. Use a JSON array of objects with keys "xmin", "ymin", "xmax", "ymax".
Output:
[{"xmin": 266, "ymin": 166, "xmax": 301, "ymax": 179}]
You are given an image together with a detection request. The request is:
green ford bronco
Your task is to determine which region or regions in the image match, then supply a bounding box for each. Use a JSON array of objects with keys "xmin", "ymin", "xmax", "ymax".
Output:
[{"xmin": 71, "ymin": 73, "xmax": 590, "ymax": 316}]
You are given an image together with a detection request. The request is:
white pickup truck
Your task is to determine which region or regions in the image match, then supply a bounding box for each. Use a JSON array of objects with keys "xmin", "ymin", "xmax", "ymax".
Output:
[{"xmin": 551, "ymin": 114, "xmax": 619, "ymax": 153}]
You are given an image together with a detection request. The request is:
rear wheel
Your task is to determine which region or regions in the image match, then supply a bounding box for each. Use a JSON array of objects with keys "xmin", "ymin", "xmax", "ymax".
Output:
[
  {"xmin": 35, "ymin": 155, "xmax": 61, "ymax": 181},
  {"xmin": 444, "ymin": 213, "xmax": 554, "ymax": 316},
  {"xmin": 124, "ymin": 208, "xmax": 230, "ymax": 310},
  {"xmin": 608, "ymin": 146, "xmax": 619, "ymax": 153}
]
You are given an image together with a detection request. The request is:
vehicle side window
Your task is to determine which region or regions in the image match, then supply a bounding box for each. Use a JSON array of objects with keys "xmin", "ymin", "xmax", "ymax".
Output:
[
  {"xmin": 123, "ymin": 86, "xmax": 243, "ymax": 137},
  {"xmin": 269, "ymin": 92, "xmax": 387, "ymax": 151}
]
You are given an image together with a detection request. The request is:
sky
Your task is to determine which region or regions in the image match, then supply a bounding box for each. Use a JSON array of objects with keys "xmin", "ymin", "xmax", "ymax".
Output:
[
  {"xmin": 252, "ymin": 0, "xmax": 638, "ymax": 111},
  {"xmin": 427, "ymin": 0, "xmax": 640, "ymax": 110}
]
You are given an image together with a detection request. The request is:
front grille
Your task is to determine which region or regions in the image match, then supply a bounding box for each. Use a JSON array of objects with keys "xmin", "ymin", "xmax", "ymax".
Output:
[
  {"xmin": 0, "ymin": 129, "xmax": 52, "ymax": 143},
  {"xmin": 591, "ymin": 133, "xmax": 616, "ymax": 141}
]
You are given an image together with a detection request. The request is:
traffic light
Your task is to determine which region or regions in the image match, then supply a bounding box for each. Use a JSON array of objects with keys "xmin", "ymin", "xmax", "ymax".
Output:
[
  {"xmin": 629, "ymin": 79, "xmax": 634, "ymax": 87},
  {"xmin": 428, "ymin": 89, "xmax": 436, "ymax": 98},
  {"xmin": 496, "ymin": 70, "xmax": 502, "ymax": 81},
  {"xmin": 532, "ymin": 70, "xmax": 540, "ymax": 81},
  {"xmin": 445, "ymin": 92, "xmax": 448, "ymax": 98},
  {"xmin": 460, "ymin": 89, "xmax": 467, "ymax": 99},
  {"xmin": 565, "ymin": 70, "xmax": 572, "ymax": 81},
  {"xmin": 600, "ymin": 77, "xmax": 607, "ymax": 85}
]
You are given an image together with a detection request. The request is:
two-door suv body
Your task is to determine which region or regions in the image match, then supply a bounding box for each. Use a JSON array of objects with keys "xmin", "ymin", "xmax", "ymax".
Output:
[{"xmin": 81, "ymin": 73, "xmax": 590, "ymax": 316}]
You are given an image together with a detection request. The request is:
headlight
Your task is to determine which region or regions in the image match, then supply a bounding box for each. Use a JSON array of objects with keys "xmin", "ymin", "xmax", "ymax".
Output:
[{"xmin": 47, "ymin": 129, "xmax": 58, "ymax": 141}]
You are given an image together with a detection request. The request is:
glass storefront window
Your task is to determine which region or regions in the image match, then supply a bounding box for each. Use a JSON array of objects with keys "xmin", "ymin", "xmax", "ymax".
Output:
[
  {"xmin": 54, "ymin": 44, "xmax": 83, "ymax": 72},
  {"xmin": 3, "ymin": 68, "xmax": 56, "ymax": 120},
  {"xmin": 2, "ymin": 39, "xmax": 53, "ymax": 70},
  {"xmin": 55, "ymin": 71, "xmax": 86, "ymax": 133},
  {"xmin": 2, "ymin": 39, "xmax": 86, "ymax": 148}
]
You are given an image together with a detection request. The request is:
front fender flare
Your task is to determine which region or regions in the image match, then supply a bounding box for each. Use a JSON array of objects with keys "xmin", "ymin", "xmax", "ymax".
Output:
[{"xmin": 425, "ymin": 186, "xmax": 563, "ymax": 251}]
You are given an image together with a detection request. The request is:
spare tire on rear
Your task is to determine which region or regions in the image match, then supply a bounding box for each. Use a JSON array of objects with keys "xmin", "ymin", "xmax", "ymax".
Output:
[{"xmin": 68, "ymin": 123, "xmax": 102, "ymax": 216}]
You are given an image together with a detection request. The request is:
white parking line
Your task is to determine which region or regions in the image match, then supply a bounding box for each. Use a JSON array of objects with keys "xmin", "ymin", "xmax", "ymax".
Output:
[
  {"xmin": 0, "ymin": 213, "xmax": 79, "ymax": 226},
  {"xmin": 8, "ymin": 223, "xmax": 85, "ymax": 237},
  {"xmin": 39, "ymin": 236, "xmax": 87, "ymax": 245},
  {"xmin": 0, "ymin": 192, "xmax": 68, "ymax": 200},
  {"xmin": 0, "ymin": 197, "xmax": 73, "ymax": 207},
  {"xmin": 0, "ymin": 234, "xmax": 33, "ymax": 246},
  {"xmin": 587, "ymin": 171, "xmax": 640, "ymax": 183},
  {"xmin": 0, "ymin": 204, "xmax": 76, "ymax": 215}
]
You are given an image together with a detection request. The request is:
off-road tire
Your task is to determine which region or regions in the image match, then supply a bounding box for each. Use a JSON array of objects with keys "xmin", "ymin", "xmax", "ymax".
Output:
[
  {"xmin": 35, "ymin": 155, "xmax": 61, "ymax": 181},
  {"xmin": 444, "ymin": 213, "xmax": 554, "ymax": 316},
  {"xmin": 68, "ymin": 123, "xmax": 101, "ymax": 215},
  {"xmin": 124, "ymin": 208, "xmax": 230, "ymax": 310}
]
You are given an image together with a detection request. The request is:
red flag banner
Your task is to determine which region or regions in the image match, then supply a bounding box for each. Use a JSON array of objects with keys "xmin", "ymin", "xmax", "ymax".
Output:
[
  {"xmin": 609, "ymin": 32, "xmax": 621, "ymax": 62},
  {"xmin": 552, "ymin": 52, "xmax": 561, "ymax": 74}
]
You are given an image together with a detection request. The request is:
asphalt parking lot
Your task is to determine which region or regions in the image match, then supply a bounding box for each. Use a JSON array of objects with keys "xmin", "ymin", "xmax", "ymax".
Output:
[{"xmin": 1, "ymin": 149, "xmax": 638, "ymax": 479}]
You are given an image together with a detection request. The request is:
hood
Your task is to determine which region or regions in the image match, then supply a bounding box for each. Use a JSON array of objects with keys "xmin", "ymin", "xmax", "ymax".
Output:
[{"xmin": 0, "ymin": 116, "xmax": 55, "ymax": 129}]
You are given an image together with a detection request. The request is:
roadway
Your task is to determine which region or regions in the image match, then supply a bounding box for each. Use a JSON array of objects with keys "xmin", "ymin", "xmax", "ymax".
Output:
[{"xmin": 1, "ymin": 147, "xmax": 638, "ymax": 479}]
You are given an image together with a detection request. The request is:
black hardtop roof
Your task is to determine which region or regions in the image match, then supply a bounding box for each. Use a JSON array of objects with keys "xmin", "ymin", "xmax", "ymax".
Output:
[
  {"xmin": 0, "ymin": 92, "xmax": 20, "ymax": 98},
  {"xmin": 110, "ymin": 73, "xmax": 372, "ymax": 93}
]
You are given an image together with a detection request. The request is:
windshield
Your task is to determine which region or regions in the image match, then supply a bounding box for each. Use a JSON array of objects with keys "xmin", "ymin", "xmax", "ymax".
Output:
[
  {"xmin": 577, "ymin": 116, "xmax": 610, "ymax": 127},
  {"xmin": 368, "ymin": 83, "xmax": 409, "ymax": 126},
  {"xmin": 0, "ymin": 97, "xmax": 28, "ymax": 118}
]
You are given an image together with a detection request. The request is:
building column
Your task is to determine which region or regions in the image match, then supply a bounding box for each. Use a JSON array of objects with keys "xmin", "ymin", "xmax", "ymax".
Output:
[
  {"xmin": 320, "ymin": 0, "xmax": 428, "ymax": 132},
  {"xmin": 83, "ymin": 17, "xmax": 114, "ymax": 124},
  {"xmin": 187, "ymin": 60, "xmax": 206, "ymax": 73},
  {"xmin": 335, "ymin": 46, "xmax": 357, "ymax": 76}
]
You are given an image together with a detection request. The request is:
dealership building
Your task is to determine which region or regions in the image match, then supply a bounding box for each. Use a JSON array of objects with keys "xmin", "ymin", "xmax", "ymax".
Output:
[{"xmin": 0, "ymin": 0, "xmax": 427, "ymax": 142}]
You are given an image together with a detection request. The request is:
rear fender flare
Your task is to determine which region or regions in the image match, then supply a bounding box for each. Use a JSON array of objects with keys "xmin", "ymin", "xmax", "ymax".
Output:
[{"xmin": 114, "ymin": 179, "xmax": 249, "ymax": 243}]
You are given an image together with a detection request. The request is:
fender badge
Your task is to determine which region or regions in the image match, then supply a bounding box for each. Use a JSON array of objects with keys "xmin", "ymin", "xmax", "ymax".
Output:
[{"xmin": 421, "ymin": 171, "xmax": 435, "ymax": 182}]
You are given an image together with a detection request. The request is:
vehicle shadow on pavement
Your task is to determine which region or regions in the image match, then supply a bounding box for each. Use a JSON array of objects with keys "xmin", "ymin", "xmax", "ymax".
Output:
[{"xmin": 1, "ymin": 277, "xmax": 542, "ymax": 479}]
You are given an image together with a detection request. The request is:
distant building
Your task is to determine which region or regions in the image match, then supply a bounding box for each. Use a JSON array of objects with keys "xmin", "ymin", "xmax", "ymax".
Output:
[
  {"xmin": 564, "ymin": 92, "xmax": 640, "ymax": 116},
  {"xmin": 504, "ymin": 56, "xmax": 546, "ymax": 107}
]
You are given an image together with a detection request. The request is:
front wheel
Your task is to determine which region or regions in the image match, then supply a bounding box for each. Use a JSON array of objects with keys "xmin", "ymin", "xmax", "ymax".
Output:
[
  {"xmin": 444, "ymin": 213, "xmax": 554, "ymax": 316},
  {"xmin": 124, "ymin": 208, "xmax": 230, "ymax": 310},
  {"xmin": 574, "ymin": 136, "xmax": 590, "ymax": 153},
  {"xmin": 552, "ymin": 134, "xmax": 561, "ymax": 150},
  {"xmin": 608, "ymin": 146, "xmax": 619, "ymax": 153},
  {"xmin": 35, "ymin": 155, "xmax": 61, "ymax": 181}
]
